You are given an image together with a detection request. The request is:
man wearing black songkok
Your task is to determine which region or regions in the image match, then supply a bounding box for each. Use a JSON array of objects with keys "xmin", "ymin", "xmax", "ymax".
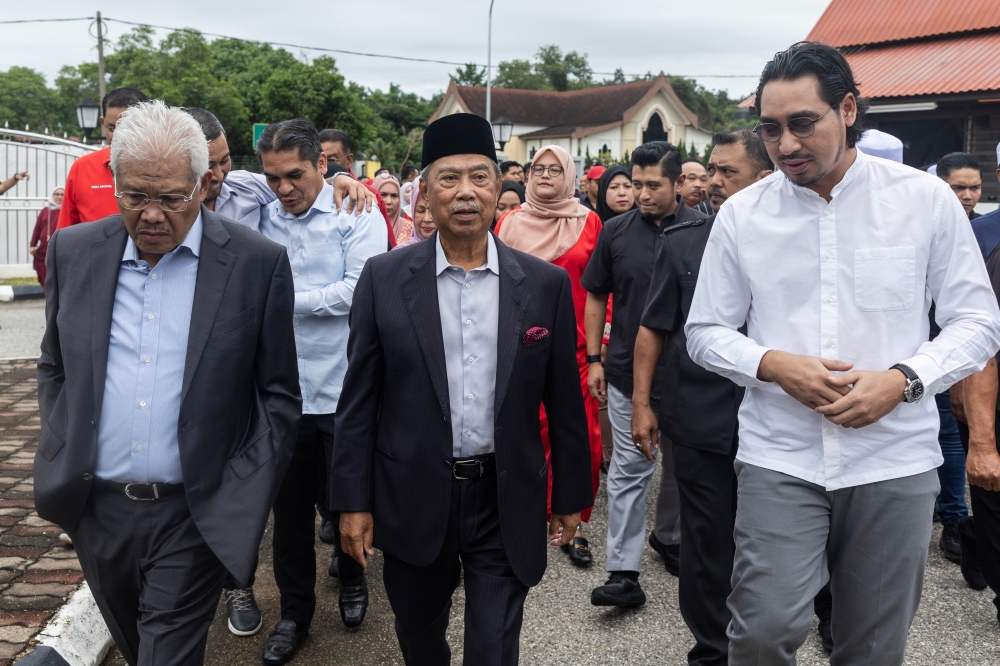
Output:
[{"xmin": 330, "ymin": 113, "xmax": 593, "ymax": 665}]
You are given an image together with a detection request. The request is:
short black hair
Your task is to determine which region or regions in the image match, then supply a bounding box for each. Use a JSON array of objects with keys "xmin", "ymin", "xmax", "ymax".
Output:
[
  {"xmin": 936, "ymin": 152, "xmax": 981, "ymax": 180},
  {"xmin": 630, "ymin": 141, "xmax": 682, "ymax": 182},
  {"xmin": 712, "ymin": 129, "xmax": 772, "ymax": 174},
  {"xmin": 318, "ymin": 128, "xmax": 352, "ymax": 152},
  {"xmin": 681, "ymin": 157, "xmax": 703, "ymax": 166},
  {"xmin": 500, "ymin": 160, "xmax": 522, "ymax": 175},
  {"xmin": 182, "ymin": 107, "xmax": 225, "ymax": 142},
  {"xmin": 102, "ymin": 87, "xmax": 148, "ymax": 115},
  {"xmin": 257, "ymin": 118, "xmax": 323, "ymax": 167},
  {"xmin": 401, "ymin": 165, "xmax": 419, "ymax": 180},
  {"xmin": 755, "ymin": 41, "xmax": 870, "ymax": 149}
]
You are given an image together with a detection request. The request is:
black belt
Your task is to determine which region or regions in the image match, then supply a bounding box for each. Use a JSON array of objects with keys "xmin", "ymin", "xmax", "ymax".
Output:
[
  {"xmin": 445, "ymin": 454, "xmax": 495, "ymax": 480},
  {"xmin": 92, "ymin": 479, "xmax": 184, "ymax": 501}
]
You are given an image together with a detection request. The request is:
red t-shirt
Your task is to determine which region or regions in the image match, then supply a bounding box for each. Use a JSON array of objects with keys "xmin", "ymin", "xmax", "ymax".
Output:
[{"xmin": 57, "ymin": 146, "xmax": 118, "ymax": 229}]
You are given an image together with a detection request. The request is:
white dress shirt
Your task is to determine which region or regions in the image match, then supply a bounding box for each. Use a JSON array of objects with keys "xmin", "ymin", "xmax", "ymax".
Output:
[
  {"xmin": 436, "ymin": 233, "xmax": 500, "ymax": 457},
  {"xmin": 214, "ymin": 170, "xmax": 275, "ymax": 231},
  {"xmin": 259, "ymin": 183, "xmax": 388, "ymax": 414},
  {"xmin": 685, "ymin": 150, "xmax": 1000, "ymax": 490}
]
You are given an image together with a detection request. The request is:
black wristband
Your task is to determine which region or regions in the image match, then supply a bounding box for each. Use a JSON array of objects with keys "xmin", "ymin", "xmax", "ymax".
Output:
[{"xmin": 586, "ymin": 355, "xmax": 602, "ymax": 364}]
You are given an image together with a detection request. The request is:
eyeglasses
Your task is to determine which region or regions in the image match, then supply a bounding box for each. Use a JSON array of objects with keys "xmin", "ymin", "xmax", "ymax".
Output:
[
  {"xmin": 753, "ymin": 105, "xmax": 836, "ymax": 143},
  {"xmin": 529, "ymin": 165, "xmax": 564, "ymax": 177},
  {"xmin": 114, "ymin": 180, "xmax": 199, "ymax": 212}
]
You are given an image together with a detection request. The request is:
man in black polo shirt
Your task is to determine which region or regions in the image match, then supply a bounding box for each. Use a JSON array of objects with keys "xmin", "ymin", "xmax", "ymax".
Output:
[
  {"xmin": 582, "ymin": 142, "xmax": 698, "ymax": 606},
  {"xmin": 630, "ymin": 130, "xmax": 770, "ymax": 665}
]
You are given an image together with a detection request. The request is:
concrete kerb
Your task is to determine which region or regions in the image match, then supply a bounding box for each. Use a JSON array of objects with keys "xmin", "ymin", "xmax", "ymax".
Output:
[
  {"xmin": 0, "ymin": 286, "xmax": 43, "ymax": 302},
  {"xmin": 15, "ymin": 582, "xmax": 112, "ymax": 666}
]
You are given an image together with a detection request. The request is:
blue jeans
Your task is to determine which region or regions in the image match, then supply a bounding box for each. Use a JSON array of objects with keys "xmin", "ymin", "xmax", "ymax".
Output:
[{"xmin": 936, "ymin": 391, "xmax": 968, "ymax": 524}]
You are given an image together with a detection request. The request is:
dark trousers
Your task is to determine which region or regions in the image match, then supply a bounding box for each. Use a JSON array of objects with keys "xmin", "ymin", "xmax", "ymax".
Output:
[
  {"xmin": 69, "ymin": 489, "xmax": 227, "ymax": 666},
  {"xmin": 671, "ymin": 437, "xmax": 738, "ymax": 666},
  {"xmin": 271, "ymin": 412, "xmax": 361, "ymax": 628},
  {"xmin": 382, "ymin": 460, "xmax": 530, "ymax": 666},
  {"xmin": 936, "ymin": 391, "xmax": 969, "ymax": 524},
  {"xmin": 957, "ymin": 420, "xmax": 1000, "ymax": 618}
]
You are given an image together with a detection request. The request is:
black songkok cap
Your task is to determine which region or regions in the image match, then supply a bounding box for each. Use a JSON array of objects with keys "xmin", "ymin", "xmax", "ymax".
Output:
[{"xmin": 421, "ymin": 113, "xmax": 498, "ymax": 169}]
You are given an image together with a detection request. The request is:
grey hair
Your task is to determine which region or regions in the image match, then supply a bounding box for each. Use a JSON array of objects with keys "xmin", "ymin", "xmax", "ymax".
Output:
[
  {"xmin": 110, "ymin": 100, "xmax": 210, "ymax": 184},
  {"xmin": 420, "ymin": 160, "xmax": 502, "ymax": 181}
]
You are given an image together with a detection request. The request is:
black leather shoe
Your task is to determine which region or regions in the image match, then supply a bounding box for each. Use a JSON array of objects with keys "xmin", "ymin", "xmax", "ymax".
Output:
[
  {"xmin": 225, "ymin": 587, "xmax": 262, "ymax": 637},
  {"xmin": 649, "ymin": 533, "xmax": 680, "ymax": 577},
  {"xmin": 339, "ymin": 574, "xmax": 369, "ymax": 628},
  {"xmin": 328, "ymin": 551, "xmax": 340, "ymax": 578},
  {"xmin": 940, "ymin": 522, "xmax": 962, "ymax": 563},
  {"xmin": 561, "ymin": 536, "xmax": 593, "ymax": 566},
  {"xmin": 318, "ymin": 518, "xmax": 337, "ymax": 545},
  {"xmin": 958, "ymin": 518, "xmax": 988, "ymax": 590},
  {"xmin": 818, "ymin": 618, "xmax": 834, "ymax": 652},
  {"xmin": 262, "ymin": 620, "xmax": 307, "ymax": 665},
  {"xmin": 591, "ymin": 574, "xmax": 646, "ymax": 607}
]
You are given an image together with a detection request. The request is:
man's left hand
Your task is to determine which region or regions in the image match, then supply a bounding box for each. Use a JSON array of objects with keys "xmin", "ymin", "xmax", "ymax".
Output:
[
  {"xmin": 548, "ymin": 513, "xmax": 581, "ymax": 546},
  {"xmin": 331, "ymin": 175, "xmax": 375, "ymax": 214},
  {"xmin": 815, "ymin": 369, "xmax": 907, "ymax": 428}
]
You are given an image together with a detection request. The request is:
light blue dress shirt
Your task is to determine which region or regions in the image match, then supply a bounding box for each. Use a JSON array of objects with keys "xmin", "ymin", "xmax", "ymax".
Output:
[
  {"xmin": 95, "ymin": 214, "xmax": 203, "ymax": 484},
  {"xmin": 214, "ymin": 170, "xmax": 275, "ymax": 231},
  {"xmin": 436, "ymin": 234, "xmax": 500, "ymax": 458},
  {"xmin": 259, "ymin": 182, "xmax": 388, "ymax": 414}
]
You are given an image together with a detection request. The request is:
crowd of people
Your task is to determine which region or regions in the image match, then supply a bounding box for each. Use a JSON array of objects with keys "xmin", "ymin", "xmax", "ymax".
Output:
[{"xmin": 10, "ymin": 38, "xmax": 1000, "ymax": 666}]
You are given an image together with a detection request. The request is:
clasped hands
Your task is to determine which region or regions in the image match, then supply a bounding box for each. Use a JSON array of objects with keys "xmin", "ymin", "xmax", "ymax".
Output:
[{"xmin": 757, "ymin": 350, "xmax": 907, "ymax": 429}]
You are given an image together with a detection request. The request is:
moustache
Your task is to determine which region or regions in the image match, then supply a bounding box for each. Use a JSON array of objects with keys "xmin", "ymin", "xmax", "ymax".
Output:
[
  {"xmin": 450, "ymin": 202, "xmax": 483, "ymax": 214},
  {"xmin": 778, "ymin": 152, "xmax": 813, "ymax": 163},
  {"xmin": 708, "ymin": 186, "xmax": 726, "ymax": 201}
]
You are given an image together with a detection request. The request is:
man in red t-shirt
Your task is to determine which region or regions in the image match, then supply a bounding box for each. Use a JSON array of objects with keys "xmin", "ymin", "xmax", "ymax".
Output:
[{"xmin": 57, "ymin": 88, "xmax": 148, "ymax": 229}]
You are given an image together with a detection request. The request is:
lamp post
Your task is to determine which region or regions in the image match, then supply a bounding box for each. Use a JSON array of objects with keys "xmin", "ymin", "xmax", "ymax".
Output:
[
  {"xmin": 75, "ymin": 97, "xmax": 100, "ymax": 144},
  {"xmin": 492, "ymin": 116, "xmax": 513, "ymax": 151},
  {"xmin": 486, "ymin": 0, "xmax": 496, "ymax": 124}
]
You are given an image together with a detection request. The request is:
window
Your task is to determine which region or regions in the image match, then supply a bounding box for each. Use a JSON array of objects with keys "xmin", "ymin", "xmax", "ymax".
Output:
[{"xmin": 643, "ymin": 113, "xmax": 667, "ymax": 143}]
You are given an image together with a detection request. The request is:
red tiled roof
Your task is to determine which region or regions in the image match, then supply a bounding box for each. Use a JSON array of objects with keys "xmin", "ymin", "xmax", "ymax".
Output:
[
  {"xmin": 808, "ymin": 0, "xmax": 1000, "ymax": 49},
  {"xmin": 431, "ymin": 76, "xmax": 699, "ymax": 129},
  {"xmin": 847, "ymin": 31, "xmax": 1000, "ymax": 98}
]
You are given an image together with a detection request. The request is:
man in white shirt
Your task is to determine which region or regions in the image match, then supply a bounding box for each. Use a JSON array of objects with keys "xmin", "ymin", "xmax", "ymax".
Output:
[{"xmin": 685, "ymin": 42, "xmax": 1000, "ymax": 664}]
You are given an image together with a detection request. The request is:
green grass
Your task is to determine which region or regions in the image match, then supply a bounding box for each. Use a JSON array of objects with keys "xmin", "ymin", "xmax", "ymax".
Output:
[{"xmin": 0, "ymin": 278, "xmax": 39, "ymax": 286}]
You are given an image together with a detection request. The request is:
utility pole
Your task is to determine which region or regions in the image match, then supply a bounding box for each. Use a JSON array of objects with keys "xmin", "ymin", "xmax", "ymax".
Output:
[
  {"xmin": 96, "ymin": 11, "xmax": 107, "ymax": 138},
  {"xmin": 486, "ymin": 0, "xmax": 495, "ymax": 124}
]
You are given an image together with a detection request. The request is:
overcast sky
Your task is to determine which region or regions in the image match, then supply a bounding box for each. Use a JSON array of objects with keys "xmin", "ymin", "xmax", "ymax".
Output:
[{"xmin": 1, "ymin": 1, "xmax": 832, "ymax": 100}]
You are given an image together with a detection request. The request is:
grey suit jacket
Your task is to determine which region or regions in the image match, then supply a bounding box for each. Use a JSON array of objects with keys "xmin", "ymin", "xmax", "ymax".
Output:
[{"xmin": 34, "ymin": 207, "xmax": 302, "ymax": 586}]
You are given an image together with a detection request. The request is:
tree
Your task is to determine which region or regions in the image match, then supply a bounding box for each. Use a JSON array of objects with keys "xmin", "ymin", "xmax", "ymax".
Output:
[
  {"xmin": 493, "ymin": 46, "xmax": 593, "ymax": 92},
  {"xmin": 494, "ymin": 59, "xmax": 546, "ymax": 90},
  {"xmin": 453, "ymin": 63, "xmax": 485, "ymax": 87},
  {"xmin": 0, "ymin": 67, "xmax": 65, "ymax": 133}
]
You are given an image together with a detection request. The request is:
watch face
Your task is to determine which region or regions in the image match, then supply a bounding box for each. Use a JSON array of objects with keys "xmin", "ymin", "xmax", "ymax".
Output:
[{"xmin": 905, "ymin": 380, "xmax": 924, "ymax": 402}]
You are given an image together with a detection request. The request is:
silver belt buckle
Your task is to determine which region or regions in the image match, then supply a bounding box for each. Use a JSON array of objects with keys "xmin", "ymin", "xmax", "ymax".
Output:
[
  {"xmin": 450, "ymin": 460, "xmax": 481, "ymax": 479},
  {"xmin": 124, "ymin": 483, "xmax": 158, "ymax": 501}
]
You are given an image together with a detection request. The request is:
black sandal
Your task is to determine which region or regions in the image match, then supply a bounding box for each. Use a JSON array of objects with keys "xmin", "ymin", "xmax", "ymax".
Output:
[{"xmin": 561, "ymin": 536, "xmax": 593, "ymax": 566}]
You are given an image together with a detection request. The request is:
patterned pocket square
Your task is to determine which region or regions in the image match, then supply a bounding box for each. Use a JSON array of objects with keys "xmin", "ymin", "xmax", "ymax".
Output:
[{"xmin": 522, "ymin": 327, "xmax": 550, "ymax": 346}]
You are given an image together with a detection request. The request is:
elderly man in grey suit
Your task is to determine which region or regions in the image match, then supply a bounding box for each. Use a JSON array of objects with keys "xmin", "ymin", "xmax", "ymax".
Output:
[{"xmin": 33, "ymin": 100, "xmax": 301, "ymax": 666}]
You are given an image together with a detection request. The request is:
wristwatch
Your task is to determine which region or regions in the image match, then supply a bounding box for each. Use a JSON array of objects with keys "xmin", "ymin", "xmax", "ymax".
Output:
[
  {"xmin": 890, "ymin": 363, "xmax": 924, "ymax": 403},
  {"xmin": 586, "ymin": 355, "xmax": 602, "ymax": 365}
]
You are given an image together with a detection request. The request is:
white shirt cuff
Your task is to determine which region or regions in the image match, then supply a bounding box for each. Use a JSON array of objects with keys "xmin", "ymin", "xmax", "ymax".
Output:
[
  {"xmin": 737, "ymin": 344, "xmax": 773, "ymax": 387},
  {"xmin": 899, "ymin": 354, "xmax": 945, "ymax": 395}
]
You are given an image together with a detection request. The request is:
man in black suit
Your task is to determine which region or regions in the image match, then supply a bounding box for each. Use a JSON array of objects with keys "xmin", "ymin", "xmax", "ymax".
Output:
[
  {"xmin": 34, "ymin": 100, "xmax": 301, "ymax": 666},
  {"xmin": 330, "ymin": 113, "xmax": 594, "ymax": 665}
]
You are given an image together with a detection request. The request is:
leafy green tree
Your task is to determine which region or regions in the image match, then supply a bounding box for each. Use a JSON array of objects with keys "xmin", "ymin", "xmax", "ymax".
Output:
[
  {"xmin": 453, "ymin": 63, "xmax": 485, "ymax": 87},
  {"xmin": 494, "ymin": 59, "xmax": 546, "ymax": 90},
  {"xmin": 493, "ymin": 46, "xmax": 593, "ymax": 92},
  {"xmin": 0, "ymin": 67, "xmax": 66, "ymax": 133}
]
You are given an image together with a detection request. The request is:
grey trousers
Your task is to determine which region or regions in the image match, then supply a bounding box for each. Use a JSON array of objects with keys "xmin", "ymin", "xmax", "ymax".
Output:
[
  {"xmin": 727, "ymin": 460, "xmax": 939, "ymax": 666},
  {"xmin": 605, "ymin": 385, "xmax": 680, "ymax": 572}
]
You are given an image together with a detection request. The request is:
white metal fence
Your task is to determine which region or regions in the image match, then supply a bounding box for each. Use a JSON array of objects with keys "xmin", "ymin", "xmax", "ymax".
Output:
[{"xmin": 1, "ymin": 130, "xmax": 97, "ymax": 276}]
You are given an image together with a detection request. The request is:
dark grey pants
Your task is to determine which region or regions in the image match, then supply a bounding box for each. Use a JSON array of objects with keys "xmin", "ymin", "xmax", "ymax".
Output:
[
  {"xmin": 727, "ymin": 461, "xmax": 938, "ymax": 666},
  {"xmin": 70, "ymin": 488, "xmax": 227, "ymax": 666}
]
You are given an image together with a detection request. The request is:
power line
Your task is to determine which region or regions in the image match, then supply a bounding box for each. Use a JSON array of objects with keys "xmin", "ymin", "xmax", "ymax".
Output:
[{"xmin": 0, "ymin": 16, "xmax": 759, "ymax": 78}]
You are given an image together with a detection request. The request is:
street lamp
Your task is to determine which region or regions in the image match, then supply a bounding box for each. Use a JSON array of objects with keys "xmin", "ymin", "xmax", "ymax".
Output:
[
  {"xmin": 75, "ymin": 97, "xmax": 100, "ymax": 144},
  {"xmin": 492, "ymin": 116, "xmax": 513, "ymax": 151},
  {"xmin": 486, "ymin": 0, "xmax": 496, "ymax": 124}
]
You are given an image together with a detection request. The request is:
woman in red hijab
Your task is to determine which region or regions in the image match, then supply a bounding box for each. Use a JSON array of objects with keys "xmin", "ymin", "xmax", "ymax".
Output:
[
  {"xmin": 495, "ymin": 145, "xmax": 605, "ymax": 567},
  {"xmin": 29, "ymin": 187, "xmax": 63, "ymax": 293}
]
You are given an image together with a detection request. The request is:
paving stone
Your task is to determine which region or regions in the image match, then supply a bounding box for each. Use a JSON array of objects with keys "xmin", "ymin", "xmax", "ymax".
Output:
[
  {"xmin": 0, "ymin": 642, "xmax": 23, "ymax": 660},
  {"xmin": 27, "ymin": 558, "xmax": 80, "ymax": 571},
  {"xmin": 21, "ymin": 516, "xmax": 54, "ymax": 528},
  {"xmin": 40, "ymin": 548, "xmax": 77, "ymax": 560},
  {"xmin": 17, "ymin": 571, "xmax": 83, "ymax": 585},
  {"xmin": 0, "ymin": 560, "xmax": 25, "ymax": 571},
  {"xmin": 0, "ymin": 548, "xmax": 47, "ymax": 560},
  {"xmin": 0, "ymin": 625, "xmax": 37, "ymax": 643},
  {"xmin": 5, "ymin": 583, "xmax": 74, "ymax": 598},
  {"xmin": 0, "ymin": 536, "xmax": 51, "ymax": 548},
  {"xmin": 0, "ymin": 610, "xmax": 52, "ymax": 627},
  {"xmin": 0, "ymin": 596, "xmax": 63, "ymax": 611}
]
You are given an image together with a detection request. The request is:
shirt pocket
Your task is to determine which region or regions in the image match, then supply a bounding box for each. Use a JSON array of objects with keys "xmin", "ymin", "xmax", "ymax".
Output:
[
  {"xmin": 853, "ymin": 246, "xmax": 915, "ymax": 312},
  {"xmin": 306, "ymin": 240, "xmax": 344, "ymax": 286}
]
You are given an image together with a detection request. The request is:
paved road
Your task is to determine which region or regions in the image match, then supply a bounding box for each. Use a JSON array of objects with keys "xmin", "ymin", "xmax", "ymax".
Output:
[
  {"xmin": 0, "ymin": 301, "xmax": 45, "ymax": 361},
  {"xmin": 102, "ymin": 459, "xmax": 1000, "ymax": 665}
]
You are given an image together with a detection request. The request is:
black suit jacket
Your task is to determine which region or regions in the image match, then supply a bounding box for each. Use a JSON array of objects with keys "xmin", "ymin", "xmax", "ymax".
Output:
[
  {"xmin": 330, "ymin": 233, "xmax": 593, "ymax": 587},
  {"xmin": 34, "ymin": 208, "xmax": 302, "ymax": 587}
]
